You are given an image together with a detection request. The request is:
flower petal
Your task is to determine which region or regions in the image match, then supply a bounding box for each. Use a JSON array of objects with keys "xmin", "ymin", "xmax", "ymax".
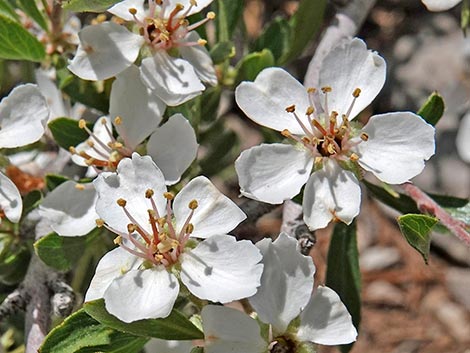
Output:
[
  {"xmin": 68, "ymin": 22, "xmax": 143, "ymax": 81},
  {"xmin": 85, "ymin": 246, "xmax": 142, "ymax": 302},
  {"xmin": 249, "ymin": 233, "xmax": 315, "ymax": 334},
  {"xmin": 180, "ymin": 234, "xmax": 263, "ymax": 302},
  {"xmin": 235, "ymin": 143, "xmax": 313, "ymax": 204},
  {"xmin": 108, "ymin": 0, "xmax": 146, "ymax": 21},
  {"xmin": 110, "ymin": 65, "xmax": 165, "ymax": 150},
  {"xmin": 0, "ymin": 84, "xmax": 48, "ymax": 148},
  {"xmin": 146, "ymin": 114, "xmax": 198, "ymax": 185},
  {"xmin": 145, "ymin": 339, "xmax": 193, "ymax": 353},
  {"xmin": 38, "ymin": 181, "xmax": 98, "ymax": 237},
  {"xmin": 173, "ymin": 176, "xmax": 246, "ymax": 238},
  {"xmin": 355, "ymin": 112, "xmax": 435, "ymax": 184},
  {"xmin": 201, "ymin": 305, "xmax": 266, "ymax": 353},
  {"xmin": 456, "ymin": 112, "xmax": 470, "ymax": 163},
  {"xmin": 93, "ymin": 153, "xmax": 167, "ymax": 234},
  {"xmin": 104, "ymin": 267, "xmax": 179, "ymax": 322},
  {"xmin": 297, "ymin": 286, "xmax": 357, "ymax": 345},
  {"xmin": 179, "ymin": 31, "xmax": 217, "ymax": 86},
  {"xmin": 302, "ymin": 160, "xmax": 361, "ymax": 230},
  {"xmin": 319, "ymin": 38, "xmax": 386, "ymax": 120},
  {"xmin": 35, "ymin": 69, "xmax": 69, "ymax": 121},
  {"xmin": 235, "ymin": 68, "xmax": 311, "ymax": 134},
  {"xmin": 140, "ymin": 52, "xmax": 205, "ymax": 106},
  {"xmin": 422, "ymin": 0, "xmax": 461, "ymax": 11},
  {"xmin": 0, "ymin": 172, "xmax": 22, "ymax": 223},
  {"xmin": 164, "ymin": 0, "xmax": 214, "ymax": 17}
]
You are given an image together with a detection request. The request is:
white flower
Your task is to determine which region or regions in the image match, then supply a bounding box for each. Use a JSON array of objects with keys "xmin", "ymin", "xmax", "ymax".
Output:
[
  {"xmin": 456, "ymin": 112, "xmax": 470, "ymax": 163},
  {"xmin": 69, "ymin": 0, "xmax": 217, "ymax": 105},
  {"xmin": 0, "ymin": 172, "xmax": 22, "ymax": 224},
  {"xmin": 201, "ymin": 233, "xmax": 357, "ymax": 353},
  {"xmin": 421, "ymin": 0, "xmax": 461, "ymax": 11},
  {"xmin": 86, "ymin": 153, "xmax": 263, "ymax": 323},
  {"xmin": 235, "ymin": 38, "xmax": 435, "ymax": 230}
]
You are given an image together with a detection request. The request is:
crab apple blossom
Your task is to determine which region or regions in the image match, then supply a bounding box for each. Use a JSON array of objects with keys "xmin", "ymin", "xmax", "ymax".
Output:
[
  {"xmin": 421, "ymin": 0, "xmax": 462, "ymax": 11},
  {"xmin": 235, "ymin": 38, "xmax": 435, "ymax": 231},
  {"xmin": 85, "ymin": 153, "xmax": 263, "ymax": 322},
  {"xmin": 68, "ymin": 0, "xmax": 217, "ymax": 105},
  {"xmin": 201, "ymin": 233, "xmax": 357, "ymax": 353}
]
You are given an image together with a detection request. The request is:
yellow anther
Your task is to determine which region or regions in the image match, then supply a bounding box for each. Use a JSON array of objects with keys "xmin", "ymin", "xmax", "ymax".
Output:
[
  {"xmin": 306, "ymin": 106, "xmax": 315, "ymax": 115},
  {"xmin": 117, "ymin": 198, "xmax": 127, "ymax": 207},
  {"xmin": 110, "ymin": 142, "xmax": 123, "ymax": 149},
  {"xmin": 301, "ymin": 137, "xmax": 311, "ymax": 144},
  {"xmin": 360, "ymin": 132, "xmax": 369, "ymax": 141},
  {"xmin": 307, "ymin": 87, "xmax": 317, "ymax": 94},
  {"xmin": 69, "ymin": 146, "xmax": 77, "ymax": 154},
  {"xmin": 185, "ymin": 223, "xmax": 194, "ymax": 234},
  {"xmin": 75, "ymin": 184, "xmax": 85, "ymax": 191},
  {"xmin": 96, "ymin": 14, "xmax": 107, "ymax": 23},
  {"xmin": 350, "ymin": 153, "xmax": 359, "ymax": 162},
  {"xmin": 128, "ymin": 7, "xmax": 137, "ymax": 15},
  {"xmin": 190, "ymin": 0, "xmax": 197, "ymax": 5},
  {"xmin": 175, "ymin": 3, "xmax": 184, "ymax": 11},
  {"xmin": 157, "ymin": 217, "xmax": 166, "ymax": 227},
  {"xmin": 281, "ymin": 129, "xmax": 292, "ymax": 138},
  {"xmin": 145, "ymin": 189, "xmax": 154, "ymax": 198},
  {"xmin": 163, "ymin": 192, "xmax": 174, "ymax": 201},
  {"xmin": 78, "ymin": 119, "xmax": 87, "ymax": 129},
  {"xmin": 100, "ymin": 117, "xmax": 107, "ymax": 125},
  {"xmin": 315, "ymin": 156, "xmax": 323, "ymax": 165},
  {"xmin": 155, "ymin": 254, "xmax": 164, "ymax": 262},
  {"xmin": 188, "ymin": 199, "xmax": 198, "ymax": 209},
  {"xmin": 197, "ymin": 39, "xmax": 207, "ymax": 46},
  {"xmin": 321, "ymin": 86, "xmax": 332, "ymax": 93},
  {"xmin": 127, "ymin": 223, "xmax": 137, "ymax": 233},
  {"xmin": 207, "ymin": 11, "xmax": 216, "ymax": 19},
  {"xmin": 327, "ymin": 143, "xmax": 336, "ymax": 155},
  {"xmin": 353, "ymin": 88, "xmax": 361, "ymax": 98},
  {"xmin": 85, "ymin": 158, "xmax": 95, "ymax": 166},
  {"xmin": 285, "ymin": 104, "xmax": 296, "ymax": 113},
  {"xmin": 156, "ymin": 0, "xmax": 162, "ymax": 4},
  {"xmin": 114, "ymin": 235, "xmax": 122, "ymax": 245},
  {"xmin": 114, "ymin": 116, "xmax": 122, "ymax": 125},
  {"xmin": 157, "ymin": 239, "xmax": 173, "ymax": 253},
  {"xmin": 95, "ymin": 218, "xmax": 105, "ymax": 227},
  {"xmin": 87, "ymin": 140, "xmax": 94, "ymax": 147}
]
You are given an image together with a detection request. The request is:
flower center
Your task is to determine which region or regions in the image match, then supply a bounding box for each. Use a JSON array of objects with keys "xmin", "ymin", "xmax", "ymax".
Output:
[
  {"xmin": 69, "ymin": 117, "xmax": 132, "ymax": 172},
  {"xmin": 96, "ymin": 190, "xmax": 198, "ymax": 268}
]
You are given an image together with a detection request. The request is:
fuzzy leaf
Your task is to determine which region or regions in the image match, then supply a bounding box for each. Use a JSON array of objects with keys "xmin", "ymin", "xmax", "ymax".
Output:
[
  {"xmin": 397, "ymin": 214, "xmax": 438, "ymax": 264},
  {"xmin": 84, "ymin": 299, "xmax": 204, "ymax": 341},
  {"xmin": 16, "ymin": 0, "xmax": 48, "ymax": 31},
  {"xmin": 417, "ymin": 92, "xmax": 445, "ymax": 126},
  {"xmin": 0, "ymin": 0, "xmax": 20, "ymax": 21},
  {"xmin": 48, "ymin": 117, "xmax": 91, "ymax": 150},
  {"xmin": 63, "ymin": 0, "xmax": 122, "ymax": 12}
]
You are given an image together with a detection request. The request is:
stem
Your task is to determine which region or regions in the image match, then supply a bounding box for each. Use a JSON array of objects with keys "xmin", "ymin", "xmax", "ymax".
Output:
[{"xmin": 401, "ymin": 182, "xmax": 470, "ymax": 246}]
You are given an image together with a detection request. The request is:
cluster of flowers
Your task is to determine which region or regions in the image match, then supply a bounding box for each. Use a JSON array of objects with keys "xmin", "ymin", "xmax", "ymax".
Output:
[{"xmin": 0, "ymin": 0, "xmax": 443, "ymax": 351}]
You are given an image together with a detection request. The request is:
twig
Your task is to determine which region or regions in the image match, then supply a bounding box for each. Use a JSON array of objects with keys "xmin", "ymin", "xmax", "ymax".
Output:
[
  {"xmin": 304, "ymin": 0, "xmax": 377, "ymax": 88},
  {"xmin": 0, "ymin": 287, "xmax": 28, "ymax": 321},
  {"xmin": 401, "ymin": 182, "xmax": 470, "ymax": 246}
]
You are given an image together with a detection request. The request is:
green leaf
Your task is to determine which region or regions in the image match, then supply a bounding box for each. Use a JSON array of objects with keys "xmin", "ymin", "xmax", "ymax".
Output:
[
  {"xmin": 397, "ymin": 214, "xmax": 438, "ymax": 264},
  {"xmin": 234, "ymin": 49, "xmax": 275, "ymax": 86},
  {"xmin": 214, "ymin": 0, "xmax": 244, "ymax": 41},
  {"xmin": 210, "ymin": 41, "xmax": 235, "ymax": 64},
  {"xmin": 45, "ymin": 174, "xmax": 70, "ymax": 191},
  {"xmin": 62, "ymin": 0, "xmax": 122, "ymax": 12},
  {"xmin": 0, "ymin": 0, "xmax": 20, "ymax": 21},
  {"xmin": 462, "ymin": 0, "xmax": 470, "ymax": 33},
  {"xmin": 253, "ymin": 17, "xmax": 290, "ymax": 62},
  {"xmin": 280, "ymin": 0, "xmax": 327, "ymax": 64},
  {"xmin": 84, "ymin": 299, "xmax": 204, "ymax": 341},
  {"xmin": 22, "ymin": 190, "xmax": 43, "ymax": 216},
  {"xmin": 417, "ymin": 92, "xmax": 445, "ymax": 126},
  {"xmin": 199, "ymin": 129, "xmax": 238, "ymax": 176},
  {"xmin": 48, "ymin": 117, "xmax": 91, "ymax": 150},
  {"xmin": 363, "ymin": 180, "xmax": 419, "ymax": 214},
  {"xmin": 326, "ymin": 222, "xmax": 361, "ymax": 353},
  {"xmin": 16, "ymin": 0, "xmax": 48, "ymax": 31},
  {"xmin": 190, "ymin": 348, "xmax": 204, "ymax": 353},
  {"xmin": 40, "ymin": 308, "xmax": 148, "ymax": 353},
  {"xmin": 34, "ymin": 229, "xmax": 101, "ymax": 271},
  {"xmin": 0, "ymin": 14, "xmax": 45, "ymax": 62}
]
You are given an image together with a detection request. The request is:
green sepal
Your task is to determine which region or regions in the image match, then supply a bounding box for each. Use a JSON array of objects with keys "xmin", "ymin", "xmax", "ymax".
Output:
[
  {"xmin": 22, "ymin": 189, "xmax": 43, "ymax": 216},
  {"xmin": 234, "ymin": 49, "xmax": 275, "ymax": 86},
  {"xmin": 0, "ymin": 245, "xmax": 30, "ymax": 285},
  {"xmin": 210, "ymin": 41, "xmax": 235, "ymax": 64},
  {"xmin": 417, "ymin": 92, "xmax": 445, "ymax": 126},
  {"xmin": 45, "ymin": 174, "xmax": 70, "ymax": 191}
]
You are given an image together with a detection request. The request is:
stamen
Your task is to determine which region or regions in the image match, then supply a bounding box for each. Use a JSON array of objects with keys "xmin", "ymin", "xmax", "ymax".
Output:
[
  {"xmin": 75, "ymin": 184, "xmax": 85, "ymax": 191},
  {"xmin": 350, "ymin": 153, "xmax": 359, "ymax": 162},
  {"xmin": 78, "ymin": 119, "xmax": 113, "ymax": 154},
  {"xmin": 114, "ymin": 116, "xmax": 122, "ymax": 125},
  {"xmin": 285, "ymin": 105, "xmax": 315, "ymax": 138},
  {"xmin": 95, "ymin": 218, "xmax": 105, "ymax": 227},
  {"xmin": 188, "ymin": 200, "xmax": 198, "ymax": 209},
  {"xmin": 321, "ymin": 86, "xmax": 332, "ymax": 118},
  {"xmin": 186, "ymin": 12, "xmax": 215, "ymax": 32},
  {"xmin": 360, "ymin": 132, "xmax": 369, "ymax": 141},
  {"xmin": 345, "ymin": 87, "xmax": 361, "ymax": 119},
  {"xmin": 145, "ymin": 189, "xmax": 154, "ymax": 198}
]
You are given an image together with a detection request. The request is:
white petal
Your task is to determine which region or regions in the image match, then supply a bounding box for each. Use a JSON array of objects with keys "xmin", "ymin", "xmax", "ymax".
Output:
[
  {"xmin": 93, "ymin": 153, "xmax": 167, "ymax": 234},
  {"xmin": 35, "ymin": 69, "xmax": 68, "ymax": 120},
  {"xmin": 110, "ymin": 65, "xmax": 165, "ymax": 150},
  {"xmin": 38, "ymin": 181, "xmax": 98, "ymax": 237},
  {"xmin": 145, "ymin": 339, "xmax": 193, "ymax": 353},
  {"xmin": 71, "ymin": 116, "xmax": 113, "ymax": 167},
  {"xmin": 173, "ymin": 176, "xmax": 246, "ymax": 238},
  {"xmin": 179, "ymin": 32, "xmax": 218, "ymax": 86},
  {"xmin": 108, "ymin": 0, "xmax": 146, "ymax": 21},
  {"xmin": 0, "ymin": 172, "xmax": 22, "ymax": 223},
  {"xmin": 164, "ymin": 0, "xmax": 214, "ymax": 17},
  {"xmin": 235, "ymin": 143, "xmax": 313, "ymax": 204},
  {"xmin": 456, "ymin": 112, "xmax": 470, "ymax": 163},
  {"xmin": 146, "ymin": 114, "xmax": 198, "ymax": 185},
  {"xmin": 140, "ymin": 52, "xmax": 205, "ymax": 106},
  {"xmin": 0, "ymin": 84, "xmax": 48, "ymax": 148},
  {"xmin": 235, "ymin": 68, "xmax": 310, "ymax": 135},
  {"xmin": 85, "ymin": 246, "xmax": 142, "ymax": 302},
  {"xmin": 422, "ymin": 0, "xmax": 461, "ymax": 11},
  {"xmin": 63, "ymin": 16, "xmax": 81, "ymax": 45},
  {"xmin": 104, "ymin": 267, "xmax": 179, "ymax": 322},
  {"xmin": 355, "ymin": 112, "xmax": 435, "ymax": 184},
  {"xmin": 302, "ymin": 160, "xmax": 361, "ymax": 230},
  {"xmin": 202, "ymin": 305, "xmax": 266, "ymax": 353},
  {"xmin": 180, "ymin": 235, "xmax": 263, "ymax": 302},
  {"xmin": 319, "ymin": 38, "xmax": 386, "ymax": 120},
  {"xmin": 249, "ymin": 233, "xmax": 315, "ymax": 334},
  {"xmin": 68, "ymin": 22, "xmax": 143, "ymax": 81},
  {"xmin": 298, "ymin": 286, "xmax": 357, "ymax": 345}
]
